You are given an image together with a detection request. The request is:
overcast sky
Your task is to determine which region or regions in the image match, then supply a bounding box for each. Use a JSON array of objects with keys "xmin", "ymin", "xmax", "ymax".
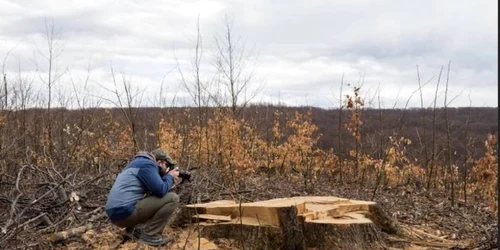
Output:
[{"xmin": 0, "ymin": 0, "xmax": 497, "ymax": 109}]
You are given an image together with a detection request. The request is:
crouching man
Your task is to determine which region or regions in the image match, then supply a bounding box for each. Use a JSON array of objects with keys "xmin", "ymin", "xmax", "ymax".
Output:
[{"xmin": 105, "ymin": 148, "xmax": 180, "ymax": 246}]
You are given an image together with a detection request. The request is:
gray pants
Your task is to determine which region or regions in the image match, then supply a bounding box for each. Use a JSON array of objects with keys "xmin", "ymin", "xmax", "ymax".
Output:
[{"xmin": 114, "ymin": 192, "xmax": 180, "ymax": 236}]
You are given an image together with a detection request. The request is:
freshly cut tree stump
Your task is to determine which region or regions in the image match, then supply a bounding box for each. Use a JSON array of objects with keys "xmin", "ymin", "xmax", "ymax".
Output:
[{"xmin": 172, "ymin": 196, "xmax": 391, "ymax": 250}]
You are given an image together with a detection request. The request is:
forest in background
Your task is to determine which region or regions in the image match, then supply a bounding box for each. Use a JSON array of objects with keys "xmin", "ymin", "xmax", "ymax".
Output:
[{"xmin": 0, "ymin": 103, "xmax": 497, "ymax": 207}]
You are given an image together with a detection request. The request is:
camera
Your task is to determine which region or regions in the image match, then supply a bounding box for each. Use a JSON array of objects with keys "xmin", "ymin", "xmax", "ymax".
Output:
[
  {"xmin": 166, "ymin": 165, "xmax": 193, "ymax": 183},
  {"xmin": 178, "ymin": 170, "xmax": 192, "ymax": 181}
]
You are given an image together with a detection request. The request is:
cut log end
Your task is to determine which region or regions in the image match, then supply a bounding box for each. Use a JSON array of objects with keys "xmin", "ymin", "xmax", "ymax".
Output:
[
  {"xmin": 172, "ymin": 196, "xmax": 390, "ymax": 250},
  {"xmin": 46, "ymin": 224, "xmax": 92, "ymax": 244}
]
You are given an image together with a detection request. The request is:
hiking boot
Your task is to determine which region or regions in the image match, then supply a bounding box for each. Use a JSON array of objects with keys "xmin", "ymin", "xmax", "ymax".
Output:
[
  {"xmin": 139, "ymin": 234, "xmax": 172, "ymax": 246},
  {"xmin": 122, "ymin": 227, "xmax": 142, "ymax": 240}
]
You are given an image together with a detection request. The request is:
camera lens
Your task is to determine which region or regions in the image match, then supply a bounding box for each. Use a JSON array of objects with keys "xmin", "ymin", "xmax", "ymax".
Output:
[{"xmin": 178, "ymin": 170, "xmax": 192, "ymax": 181}]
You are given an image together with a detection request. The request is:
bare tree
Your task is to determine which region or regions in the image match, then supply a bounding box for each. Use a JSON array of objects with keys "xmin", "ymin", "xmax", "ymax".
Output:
[
  {"xmin": 462, "ymin": 90, "xmax": 475, "ymax": 205},
  {"xmin": 35, "ymin": 19, "xmax": 65, "ymax": 153},
  {"xmin": 14, "ymin": 65, "xmax": 36, "ymax": 152},
  {"xmin": 427, "ymin": 66, "xmax": 443, "ymax": 192},
  {"xmin": 0, "ymin": 59, "xmax": 36, "ymax": 159},
  {"xmin": 213, "ymin": 15, "xmax": 260, "ymax": 116},
  {"xmin": 416, "ymin": 65, "xmax": 429, "ymax": 173},
  {"xmin": 376, "ymin": 83, "xmax": 384, "ymax": 159},
  {"xmin": 182, "ymin": 16, "xmax": 206, "ymax": 110},
  {"xmin": 115, "ymin": 68, "xmax": 142, "ymax": 151},
  {"xmin": 178, "ymin": 16, "xmax": 212, "ymax": 163},
  {"xmin": 442, "ymin": 61, "xmax": 464, "ymax": 206},
  {"xmin": 443, "ymin": 61, "xmax": 457, "ymax": 206},
  {"xmin": 337, "ymin": 74, "xmax": 344, "ymax": 182},
  {"xmin": 95, "ymin": 64, "xmax": 146, "ymax": 151},
  {"xmin": 2, "ymin": 40, "xmax": 25, "ymax": 109},
  {"xmin": 66, "ymin": 65, "xmax": 103, "ymax": 165}
]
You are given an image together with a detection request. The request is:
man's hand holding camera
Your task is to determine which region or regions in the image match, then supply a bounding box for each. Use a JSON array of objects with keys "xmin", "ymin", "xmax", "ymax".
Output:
[
  {"xmin": 158, "ymin": 160, "xmax": 181, "ymax": 185},
  {"xmin": 168, "ymin": 167, "xmax": 181, "ymax": 186}
]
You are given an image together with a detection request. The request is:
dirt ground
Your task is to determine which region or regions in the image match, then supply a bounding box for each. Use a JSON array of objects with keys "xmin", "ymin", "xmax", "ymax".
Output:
[{"xmin": 5, "ymin": 174, "xmax": 498, "ymax": 250}]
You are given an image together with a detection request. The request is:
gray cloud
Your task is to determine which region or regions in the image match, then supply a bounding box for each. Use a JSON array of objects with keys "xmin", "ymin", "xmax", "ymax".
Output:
[{"xmin": 0, "ymin": 0, "xmax": 497, "ymax": 109}]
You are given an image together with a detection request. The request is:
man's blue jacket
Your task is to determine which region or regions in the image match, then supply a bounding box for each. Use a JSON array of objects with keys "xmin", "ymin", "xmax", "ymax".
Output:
[{"xmin": 105, "ymin": 152, "xmax": 175, "ymax": 222}]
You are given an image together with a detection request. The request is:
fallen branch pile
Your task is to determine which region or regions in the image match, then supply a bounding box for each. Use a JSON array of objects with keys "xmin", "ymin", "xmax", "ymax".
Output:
[{"xmin": 0, "ymin": 161, "xmax": 120, "ymax": 249}]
